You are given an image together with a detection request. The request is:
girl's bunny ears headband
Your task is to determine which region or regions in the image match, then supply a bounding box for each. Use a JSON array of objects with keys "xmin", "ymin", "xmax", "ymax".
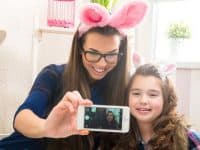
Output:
[
  {"xmin": 133, "ymin": 52, "xmax": 176, "ymax": 78},
  {"xmin": 78, "ymin": 0, "xmax": 148, "ymax": 37}
]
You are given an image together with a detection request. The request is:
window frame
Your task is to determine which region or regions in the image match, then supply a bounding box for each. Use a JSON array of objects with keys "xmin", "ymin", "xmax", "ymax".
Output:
[{"xmin": 134, "ymin": 0, "xmax": 200, "ymax": 69}]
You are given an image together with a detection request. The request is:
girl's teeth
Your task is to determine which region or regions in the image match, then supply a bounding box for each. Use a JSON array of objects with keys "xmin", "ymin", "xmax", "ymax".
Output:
[{"xmin": 137, "ymin": 108, "xmax": 150, "ymax": 111}]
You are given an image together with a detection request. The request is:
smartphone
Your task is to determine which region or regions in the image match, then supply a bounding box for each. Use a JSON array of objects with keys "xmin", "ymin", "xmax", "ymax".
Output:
[{"xmin": 77, "ymin": 105, "xmax": 130, "ymax": 133}]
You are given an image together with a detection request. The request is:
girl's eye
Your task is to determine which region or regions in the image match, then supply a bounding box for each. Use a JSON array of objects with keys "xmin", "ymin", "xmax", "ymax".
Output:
[
  {"xmin": 149, "ymin": 93, "xmax": 158, "ymax": 97},
  {"xmin": 132, "ymin": 92, "xmax": 140, "ymax": 96}
]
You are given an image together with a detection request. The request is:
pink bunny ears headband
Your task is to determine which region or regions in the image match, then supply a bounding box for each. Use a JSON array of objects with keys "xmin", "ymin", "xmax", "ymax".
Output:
[{"xmin": 78, "ymin": 0, "xmax": 148, "ymax": 37}]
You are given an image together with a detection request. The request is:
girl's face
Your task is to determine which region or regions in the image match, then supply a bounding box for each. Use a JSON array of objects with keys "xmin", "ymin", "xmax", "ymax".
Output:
[
  {"xmin": 82, "ymin": 32, "xmax": 121, "ymax": 80},
  {"xmin": 129, "ymin": 75, "xmax": 164, "ymax": 125}
]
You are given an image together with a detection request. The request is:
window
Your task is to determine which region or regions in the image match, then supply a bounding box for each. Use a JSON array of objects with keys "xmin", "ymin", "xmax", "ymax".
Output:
[{"xmin": 154, "ymin": 0, "xmax": 200, "ymax": 63}]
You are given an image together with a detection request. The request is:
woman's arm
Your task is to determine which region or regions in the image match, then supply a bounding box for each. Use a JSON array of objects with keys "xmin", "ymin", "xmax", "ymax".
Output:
[
  {"xmin": 14, "ymin": 109, "xmax": 45, "ymax": 138},
  {"xmin": 14, "ymin": 91, "xmax": 93, "ymax": 139}
]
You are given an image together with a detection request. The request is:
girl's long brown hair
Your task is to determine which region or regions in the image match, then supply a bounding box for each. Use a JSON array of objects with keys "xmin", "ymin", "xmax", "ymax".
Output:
[
  {"xmin": 46, "ymin": 26, "xmax": 128, "ymax": 150},
  {"xmin": 114, "ymin": 64, "xmax": 189, "ymax": 150}
]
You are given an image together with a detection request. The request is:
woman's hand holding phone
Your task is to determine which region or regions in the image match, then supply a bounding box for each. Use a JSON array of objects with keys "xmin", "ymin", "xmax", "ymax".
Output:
[{"xmin": 43, "ymin": 91, "xmax": 92, "ymax": 138}]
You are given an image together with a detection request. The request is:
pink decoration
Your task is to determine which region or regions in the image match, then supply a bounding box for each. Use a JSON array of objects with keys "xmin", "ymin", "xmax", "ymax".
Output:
[
  {"xmin": 162, "ymin": 64, "xmax": 176, "ymax": 75},
  {"xmin": 47, "ymin": 0, "xmax": 75, "ymax": 28},
  {"xmin": 109, "ymin": 1, "xmax": 148, "ymax": 29},
  {"xmin": 79, "ymin": 3, "xmax": 110, "ymax": 36},
  {"xmin": 78, "ymin": 0, "xmax": 148, "ymax": 36},
  {"xmin": 133, "ymin": 52, "xmax": 145, "ymax": 67}
]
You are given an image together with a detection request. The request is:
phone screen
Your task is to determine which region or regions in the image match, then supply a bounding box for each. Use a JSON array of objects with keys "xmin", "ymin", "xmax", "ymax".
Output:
[{"xmin": 83, "ymin": 106, "xmax": 123, "ymax": 130}]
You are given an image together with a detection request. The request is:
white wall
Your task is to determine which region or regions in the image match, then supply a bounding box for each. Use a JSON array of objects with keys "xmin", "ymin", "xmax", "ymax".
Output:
[
  {"xmin": 0, "ymin": 0, "xmax": 83, "ymax": 134},
  {"xmin": 33, "ymin": 32, "xmax": 73, "ymax": 78},
  {"xmin": 176, "ymin": 67, "xmax": 200, "ymax": 129},
  {"xmin": 189, "ymin": 69, "xmax": 200, "ymax": 129},
  {"xmin": 0, "ymin": 0, "xmax": 38, "ymax": 133}
]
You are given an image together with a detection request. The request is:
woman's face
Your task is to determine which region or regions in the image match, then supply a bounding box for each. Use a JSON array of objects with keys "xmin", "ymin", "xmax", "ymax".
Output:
[
  {"xmin": 129, "ymin": 75, "xmax": 164, "ymax": 125},
  {"xmin": 82, "ymin": 32, "xmax": 121, "ymax": 80},
  {"xmin": 107, "ymin": 112, "xmax": 114, "ymax": 122}
]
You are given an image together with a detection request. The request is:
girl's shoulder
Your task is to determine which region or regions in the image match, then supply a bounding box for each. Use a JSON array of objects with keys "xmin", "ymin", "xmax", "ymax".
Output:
[{"xmin": 187, "ymin": 129, "xmax": 200, "ymax": 150}]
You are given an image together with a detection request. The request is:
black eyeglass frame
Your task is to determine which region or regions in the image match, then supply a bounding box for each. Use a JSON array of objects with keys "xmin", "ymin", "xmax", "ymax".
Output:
[{"xmin": 81, "ymin": 50, "xmax": 124, "ymax": 64}]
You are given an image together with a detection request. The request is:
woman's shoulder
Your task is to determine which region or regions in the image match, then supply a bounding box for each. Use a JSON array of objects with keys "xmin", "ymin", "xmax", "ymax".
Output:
[
  {"xmin": 42, "ymin": 64, "xmax": 66, "ymax": 74},
  {"xmin": 36, "ymin": 64, "xmax": 66, "ymax": 80},
  {"xmin": 187, "ymin": 129, "xmax": 200, "ymax": 149},
  {"xmin": 32, "ymin": 64, "xmax": 66, "ymax": 90}
]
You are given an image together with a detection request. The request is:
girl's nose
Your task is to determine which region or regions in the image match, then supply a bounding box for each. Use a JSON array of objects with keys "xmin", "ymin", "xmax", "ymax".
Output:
[{"xmin": 139, "ymin": 94, "xmax": 148, "ymax": 104}]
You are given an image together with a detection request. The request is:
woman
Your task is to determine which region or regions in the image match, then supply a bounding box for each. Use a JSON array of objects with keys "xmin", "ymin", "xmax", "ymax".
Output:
[
  {"xmin": 0, "ymin": 1, "xmax": 148, "ymax": 149},
  {"xmin": 102, "ymin": 111, "xmax": 120, "ymax": 130}
]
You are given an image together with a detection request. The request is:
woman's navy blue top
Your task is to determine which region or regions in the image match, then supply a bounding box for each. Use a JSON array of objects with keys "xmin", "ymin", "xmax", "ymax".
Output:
[{"xmin": 0, "ymin": 64, "xmax": 106, "ymax": 150}]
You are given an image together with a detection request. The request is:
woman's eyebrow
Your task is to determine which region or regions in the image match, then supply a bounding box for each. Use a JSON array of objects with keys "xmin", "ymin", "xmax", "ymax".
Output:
[{"xmin": 88, "ymin": 48, "xmax": 119, "ymax": 53}]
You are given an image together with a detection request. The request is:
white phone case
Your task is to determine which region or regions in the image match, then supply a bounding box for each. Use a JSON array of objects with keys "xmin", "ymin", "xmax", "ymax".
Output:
[{"xmin": 77, "ymin": 105, "xmax": 130, "ymax": 133}]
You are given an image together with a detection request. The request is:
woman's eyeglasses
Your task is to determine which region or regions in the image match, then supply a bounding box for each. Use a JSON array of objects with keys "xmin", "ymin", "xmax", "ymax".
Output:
[{"xmin": 81, "ymin": 50, "xmax": 123, "ymax": 64}]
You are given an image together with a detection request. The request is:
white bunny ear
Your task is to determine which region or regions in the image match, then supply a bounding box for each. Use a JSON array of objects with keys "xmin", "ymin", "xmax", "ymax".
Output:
[
  {"xmin": 109, "ymin": 0, "xmax": 148, "ymax": 29},
  {"xmin": 162, "ymin": 64, "xmax": 176, "ymax": 75},
  {"xmin": 133, "ymin": 52, "xmax": 145, "ymax": 67}
]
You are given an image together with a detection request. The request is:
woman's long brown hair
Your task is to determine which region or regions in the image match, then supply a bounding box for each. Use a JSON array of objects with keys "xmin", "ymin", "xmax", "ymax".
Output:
[
  {"xmin": 46, "ymin": 26, "xmax": 128, "ymax": 150},
  {"xmin": 63, "ymin": 26, "xmax": 128, "ymax": 105},
  {"xmin": 114, "ymin": 64, "xmax": 189, "ymax": 150}
]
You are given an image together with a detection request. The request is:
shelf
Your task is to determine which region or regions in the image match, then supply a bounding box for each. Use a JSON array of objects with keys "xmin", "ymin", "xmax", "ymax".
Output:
[
  {"xmin": 35, "ymin": 26, "xmax": 77, "ymax": 41},
  {"xmin": 38, "ymin": 26, "xmax": 76, "ymax": 34},
  {"xmin": 177, "ymin": 62, "xmax": 200, "ymax": 69},
  {"xmin": 35, "ymin": 26, "xmax": 135, "ymax": 41}
]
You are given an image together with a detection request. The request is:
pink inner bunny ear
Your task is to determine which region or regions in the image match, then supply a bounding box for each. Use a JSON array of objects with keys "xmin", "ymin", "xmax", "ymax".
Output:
[
  {"xmin": 80, "ymin": 3, "xmax": 110, "ymax": 27},
  {"xmin": 109, "ymin": 1, "xmax": 148, "ymax": 29},
  {"xmin": 133, "ymin": 52, "xmax": 145, "ymax": 66},
  {"xmin": 133, "ymin": 52, "xmax": 141, "ymax": 65},
  {"xmin": 163, "ymin": 64, "xmax": 176, "ymax": 74}
]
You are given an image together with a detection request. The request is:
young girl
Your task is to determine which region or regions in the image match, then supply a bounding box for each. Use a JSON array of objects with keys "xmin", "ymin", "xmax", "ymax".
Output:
[
  {"xmin": 0, "ymin": 1, "xmax": 148, "ymax": 150},
  {"xmin": 114, "ymin": 64, "xmax": 200, "ymax": 150}
]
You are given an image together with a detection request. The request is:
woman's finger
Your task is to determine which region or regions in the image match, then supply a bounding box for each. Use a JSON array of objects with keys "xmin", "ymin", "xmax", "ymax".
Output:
[
  {"xmin": 63, "ymin": 92, "xmax": 80, "ymax": 109},
  {"xmin": 79, "ymin": 98, "xmax": 93, "ymax": 106},
  {"xmin": 72, "ymin": 91, "xmax": 83, "ymax": 100},
  {"xmin": 78, "ymin": 129, "xmax": 90, "ymax": 135},
  {"xmin": 57, "ymin": 99, "xmax": 75, "ymax": 113},
  {"xmin": 72, "ymin": 91, "xmax": 83, "ymax": 108}
]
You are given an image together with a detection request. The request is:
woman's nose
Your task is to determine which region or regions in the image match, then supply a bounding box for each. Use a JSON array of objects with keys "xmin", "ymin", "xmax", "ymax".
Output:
[{"xmin": 96, "ymin": 56, "xmax": 107, "ymax": 66}]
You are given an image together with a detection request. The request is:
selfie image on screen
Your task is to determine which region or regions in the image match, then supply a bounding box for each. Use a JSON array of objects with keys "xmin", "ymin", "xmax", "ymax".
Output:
[{"xmin": 84, "ymin": 107, "xmax": 122, "ymax": 130}]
